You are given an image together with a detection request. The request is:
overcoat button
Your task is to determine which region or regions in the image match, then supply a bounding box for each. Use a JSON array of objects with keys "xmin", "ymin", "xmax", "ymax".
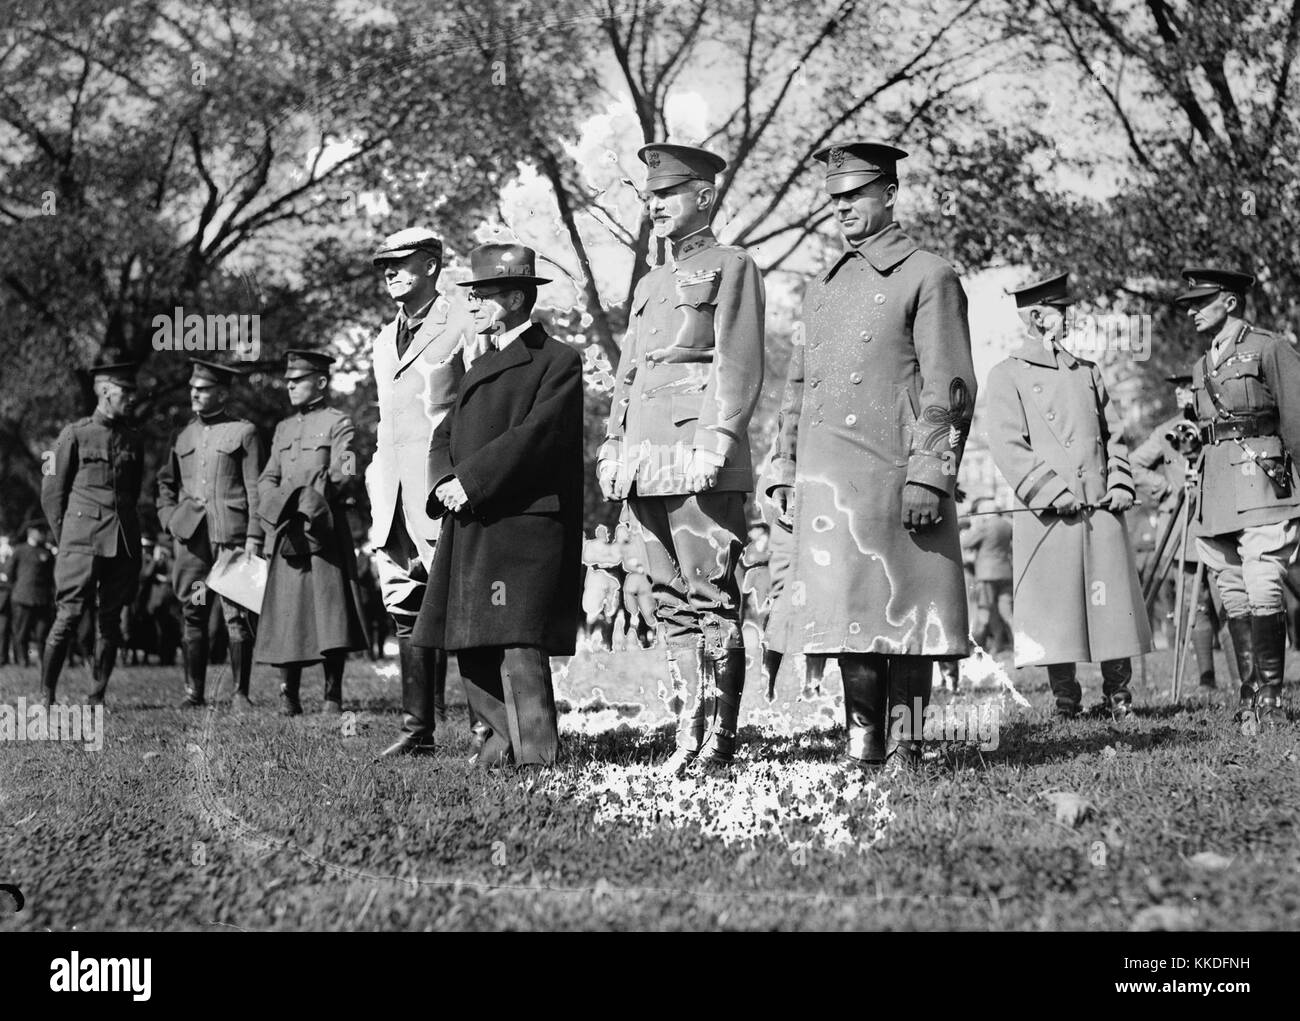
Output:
[
  {"xmin": 845, "ymin": 414, "xmax": 857, "ymax": 426},
  {"xmin": 1047, "ymin": 412, "xmax": 1056, "ymax": 420},
  {"xmin": 850, "ymin": 372, "xmax": 862, "ymax": 384},
  {"xmin": 874, "ymin": 294, "xmax": 885, "ymax": 304}
]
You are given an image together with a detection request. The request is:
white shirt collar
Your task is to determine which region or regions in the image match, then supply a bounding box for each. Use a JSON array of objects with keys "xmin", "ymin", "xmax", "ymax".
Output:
[{"xmin": 492, "ymin": 319, "xmax": 532, "ymax": 351}]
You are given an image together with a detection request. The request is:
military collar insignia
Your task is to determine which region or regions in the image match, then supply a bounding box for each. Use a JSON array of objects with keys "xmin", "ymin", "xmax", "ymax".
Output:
[{"xmin": 672, "ymin": 227, "xmax": 719, "ymax": 262}]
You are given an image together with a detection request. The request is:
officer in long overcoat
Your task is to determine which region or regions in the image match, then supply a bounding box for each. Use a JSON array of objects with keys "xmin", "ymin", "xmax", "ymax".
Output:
[
  {"xmin": 367, "ymin": 227, "xmax": 476, "ymax": 756},
  {"xmin": 254, "ymin": 350, "xmax": 367, "ymax": 715},
  {"xmin": 412, "ymin": 243, "xmax": 583, "ymax": 768},
  {"xmin": 985, "ymin": 273, "xmax": 1151, "ymax": 717},
  {"xmin": 39, "ymin": 359, "xmax": 144, "ymax": 706},
  {"xmin": 156, "ymin": 359, "xmax": 263, "ymax": 708},
  {"xmin": 1175, "ymin": 267, "xmax": 1300, "ymax": 728},
  {"xmin": 767, "ymin": 141, "xmax": 976, "ymax": 769},
  {"xmin": 598, "ymin": 143, "xmax": 765, "ymax": 775}
]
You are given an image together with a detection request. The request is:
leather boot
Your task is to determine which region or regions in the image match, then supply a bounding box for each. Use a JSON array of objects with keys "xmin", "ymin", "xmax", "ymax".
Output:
[
  {"xmin": 840, "ymin": 654, "xmax": 887, "ymax": 767},
  {"xmin": 380, "ymin": 639, "xmax": 437, "ymax": 757},
  {"xmin": 696, "ymin": 649, "xmax": 747, "ymax": 771},
  {"xmin": 321, "ymin": 651, "xmax": 344, "ymax": 713},
  {"xmin": 228, "ymin": 639, "xmax": 253, "ymax": 712},
  {"xmin": 1251, "ymin": 611, "xmax": 1287, "ymax": 727},
  {"xmin": 180, "ymin": 637, "xmax": 207, "ymax": 708},
  {"xmin": 1226, "ymin": 615, "xmax": 1258, "ymax": 722},
  {"xmin": 661, "ymin": 647, "xmax": 706, "ymax": 777},
  {"xmin": 431, "ymin": 647, "xmax": 447, "ymax": 724},
  {"xmin": 39, "ymin": 637, "xmax": 69, "ymax": 708},
  {"xmin": 885, "ymin": 657, "xmax": 932, "ymax": 768},
  {"xmin": 762, "ymin": 648, "xmax": 783, "ymax": 701},
  {"xmin": 279, "ymin": 666, "xmax": 303, "ymax": 716},
  {"xmin": 88, "ymin": 643, "xmax": 117, "ymax": 706},
  {"xmin": 1193, "ymin": 610, "xmax": 1217, "ymax": 688},
  {"xmin": 1098, "ymin": 658, "xmax": 1134, "ymax": 718},
  {"xmin": 1047, "ymin": 663, "xmax": 1082, "ymax": 718}
]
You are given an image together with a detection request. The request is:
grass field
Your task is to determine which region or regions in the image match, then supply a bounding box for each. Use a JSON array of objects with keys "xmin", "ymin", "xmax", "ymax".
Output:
[{"xmin": 1, "ymin": 641, "xmax": 1297, "ymax": 931}]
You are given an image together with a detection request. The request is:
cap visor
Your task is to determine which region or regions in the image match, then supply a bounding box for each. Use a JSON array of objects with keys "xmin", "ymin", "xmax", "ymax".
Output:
[
  {"xmin": 455, "ymin": 275, "xmax": 552, "ymax": 288},
  {"xmin": 825, "ymin": 171, "xmax": 886, "ymax": 195}
]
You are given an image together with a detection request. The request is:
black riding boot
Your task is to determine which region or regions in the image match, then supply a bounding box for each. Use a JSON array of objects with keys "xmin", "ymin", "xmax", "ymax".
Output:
[
  {"xmin": 88, "ymin": 642, "xmax": 117, "ymax": 706},
  {"xmin": 322, "ymin": 651, "xmax": 344, "ymax": 713},
  {"xmin": 1047, "ymin": 663, "xmax": 1082, "ymax": 717},
  {"xmin": 840, "ymin": 653, "xmax": 887, "ymax": 767},
  {"xmin": 761, "ymin": 648, "xmax": 783, "ymax": 701},
  {"xmin": 697, "ymin": 649, "xmax": 748, "ymax": 771},
  {"xmin": 380, "ymin": 639, "xmax": 437, "ymax": 757},
  {"xmin": 885, "ymin": 657, "xmax": 932, "ymax": 767},
  {"xmin": 1226, "ymin": 615, "xmax": 1258, "ymax": 721},
  {"xmin": 228, "ymin": 639, "xmax": 253, "ymax": 711},
  {"xmin": 180, "ymin": 637, "xmax": 207, "ymax": 708},
  {"xmin": 661, "ymin": 647, "xmax": 706, "ymax": 777},
  {"xmin": 1251, "ymin": 611, "xmax": 1287, "ymax": 727},
  {"xmin": 39, "ymin": 635, "xmax": 70, "ymax": 707}
]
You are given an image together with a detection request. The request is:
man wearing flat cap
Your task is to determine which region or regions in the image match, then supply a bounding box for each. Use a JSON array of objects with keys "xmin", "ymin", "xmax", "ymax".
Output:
[
  {"xmin": 412, "ymin": 243, "xmax": 583, "ymax": 768},
  {"xmin": 368, "ymin": 227, "xmax": 476, "ymax": 756},
  {"xmin": 985, "ymin": 272, "xmax": 1150, "ymax": 718},
  {"xmin": 600, "ymin": 142, "xmax": 765, "ymax": 776},
  {"xmin": 767, "ymin": 141, "xmax": 975, "ymax": 770},
  {"xmin": 1175, "ymin": 267, "xmax": 1300, "ymax": 728},
  {"xmin": 156, "ymin": 359, "xmax": 263, "ymax": 709},
  {"xmin": 39, "ymin": 358, "xmax": 145, "ymax": 706},
  {"xmin": 254, "ymin": 350, "xmax": 367, "ymax": 714}
]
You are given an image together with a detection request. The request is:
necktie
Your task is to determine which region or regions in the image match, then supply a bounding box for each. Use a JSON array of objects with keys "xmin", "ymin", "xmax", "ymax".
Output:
[{"xmin": 396, "ymin": 317, "xmax": 413, "ymax": 358}]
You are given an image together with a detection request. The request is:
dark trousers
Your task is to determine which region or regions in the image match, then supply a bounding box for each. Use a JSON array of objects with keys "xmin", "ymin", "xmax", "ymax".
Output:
[
  {"xmin": 46, "ymin": 550, "xmax": 139, "ymax": 668},
  {"xmin": 457, "ymin": 645, "xmax": 559, "ymax": 765},
  {"xmin": 974, "ymin": 578, "xmax": 1013, "ymax": 653},
  {"xmin": 174, "ymin": 526, "xmax": 252, "ymax": 646},
  {"xmin": 626, "ymin": 490, "xmax": 747, "ymax": 652},
  {"xmin": 13, "ymin": 603, "xmax": 53, "ymax": 665},
  {"xmin": 0, "ymin": 600, "xmax": 10, "ymax": 664}
]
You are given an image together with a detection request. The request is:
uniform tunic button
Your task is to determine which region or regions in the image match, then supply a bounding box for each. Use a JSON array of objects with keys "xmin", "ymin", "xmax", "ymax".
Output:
[
  {"xmin": 860, "ymin": 331, "xmax": 871, "ymax": 341},
  {"xmin": 1033, "ymin": 385, "xmax": 1042, "ymax": 393},
  {"xmin": 850, "ymin": 372, "xmax": 862, "ymax": 384},
  {"xmin": 1047, "ymin": 412, "xmax": 1056, "ymax": 421},
  {"xmin": 845, "ymin": 414, "xmax": 857, "ymax": 426},
  {"xmin": 650, "ymin": 328, "xmax": 659, "ymax": 334},
  {"xmin": 811, "ymin": 379, "xmax": 820, "ymax": 388},
  {"xmin": 1064, "ymin": 439, "xmax": 1071, "ymax": 447},
  {"xmin": 874, "ymin": 294, "xmax": 885, "ymax": 304}
]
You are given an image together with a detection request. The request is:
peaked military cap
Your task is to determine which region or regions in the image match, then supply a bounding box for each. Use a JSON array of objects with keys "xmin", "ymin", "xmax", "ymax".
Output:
[
  {"xmin": 188, "ymin": 359, "xmax": 243, "ymax": 387},
  {"xmin": 1008, "ymin": 271, "xmax": 1075, "ymax": 309},
  {"xmin": 638, "ymin": 143, "xmax": 727, "ymax": 191},
  {"xmin": 372, "ymin": 227, "xmax": 444, "ymax": 265},
  {"xmin": 1175, "ymin": 267, "xmax": 1254, "ymax": 304},
  {"xmin": 813, "ymin": 140, "xmax": 909, "ymax": 195},
  {"xmin": 86, "ymin": 358, "xmax": 140, "ymax": 388},
  {"xmin": 283, "ymin": 349, "xmax": 335, "ymax": 380},
  {"xmin": 455, "ymin": 243, "xmax": 551, "ymax": 288}
]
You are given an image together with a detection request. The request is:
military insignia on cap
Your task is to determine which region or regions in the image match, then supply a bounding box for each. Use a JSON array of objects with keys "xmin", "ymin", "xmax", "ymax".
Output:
[
  {"xmin": 829, "ymin": 147, "xmax": 846, "ymax": 168},
  {"xmin": 647, "ymin": 151, "xmax": 661, "ymax": 168}
]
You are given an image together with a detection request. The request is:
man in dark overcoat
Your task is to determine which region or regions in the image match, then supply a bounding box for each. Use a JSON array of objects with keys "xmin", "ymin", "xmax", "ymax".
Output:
[
  {"xmin": 8, "ymin": 521, "xmax": 55, "ymax": 667},
  {"xmin": 412, "ymin": 243, "xmax": 583, "ymax": 768},
  {"xmin": 985, "ymin": 273, "xmax": 1151, "ymax": 717},
  {"xmin": 254, "ymin": 350, "xmax": 367, "ymax": 715},
  {"xmin": 767, "ymin": 142, "xmax": 976, "ymax": 769}
]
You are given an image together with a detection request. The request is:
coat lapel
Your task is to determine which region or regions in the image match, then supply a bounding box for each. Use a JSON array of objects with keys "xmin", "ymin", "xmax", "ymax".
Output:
[
  {"xmin": 395, "ymin": 300, "xmax": 456, "ymax": 377},
  {"xmin": 458, "ymin": 323, "xmax": 541, "ymax": 399}
]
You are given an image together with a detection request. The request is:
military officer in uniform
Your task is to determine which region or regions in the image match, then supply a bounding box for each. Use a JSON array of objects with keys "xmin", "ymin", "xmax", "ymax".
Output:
[
  {"xmin": 368, "ymin": 227, "xmax": 475, "ymax": 756},
  {"xmin": 768, "ymin": 142, "xmax": 976, "ymax": 769},
  {"xmin": 985, "ymin": 273, "xmax": 1151, "ymax": 717},
  {"xmin": 39, "ymin": 359, "xmax": 144, "ymax": 706},
  {"xmin": 1176, "ymin": 267, "xmax": 1300, "ymax": 728},
  {"xmin": 255, "ymin": 350, "xmax": 367, "ymax": 714},
  {"xmin": 156, "ymin": 359, "xmax": 263, "ymax": 708},
  {"xmin": 599, "ymin": 143, "xmax": 765, "ymax": 775}
]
